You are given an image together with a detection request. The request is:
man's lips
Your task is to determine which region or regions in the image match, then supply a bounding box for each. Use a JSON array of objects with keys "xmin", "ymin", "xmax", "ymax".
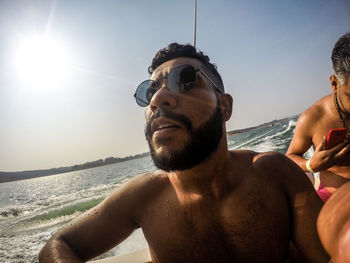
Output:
[{"xmin": 151, "ymin": 117, "xmax": 182, "ymax": 135}]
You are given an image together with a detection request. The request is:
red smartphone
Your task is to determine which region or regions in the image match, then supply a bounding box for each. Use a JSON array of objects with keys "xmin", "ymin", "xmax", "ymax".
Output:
[{"xmin": 325, "ymin": 128, "xmax": 347, "ymax": 150}]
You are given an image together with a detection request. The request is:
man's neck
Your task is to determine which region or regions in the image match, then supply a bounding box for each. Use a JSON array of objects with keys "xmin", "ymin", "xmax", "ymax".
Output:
[{"xmin": 167, "ymin": 138, "xmax": 232, "ymax": 200}]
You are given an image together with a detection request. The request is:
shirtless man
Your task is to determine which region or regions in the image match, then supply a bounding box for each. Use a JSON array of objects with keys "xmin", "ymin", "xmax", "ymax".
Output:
[
  {"xmin": 317, "ymin": 182, "xmax": 350, "ymax": 263},
  {"xmin": 286, "ymin": 33, "xmax": 350, "ymax": 202},
  {"xmin": 39, "ymin": 43, "xmax": 328, "ymax": 262}
]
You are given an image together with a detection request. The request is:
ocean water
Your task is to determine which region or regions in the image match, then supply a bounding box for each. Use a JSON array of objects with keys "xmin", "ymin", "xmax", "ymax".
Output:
[{"xmin": 0, "ymin": 116, "xmax": 303, "ymax": 263}]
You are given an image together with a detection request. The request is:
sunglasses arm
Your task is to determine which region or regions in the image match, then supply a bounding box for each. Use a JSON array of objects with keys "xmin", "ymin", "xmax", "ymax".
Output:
[{"xmin": 198, "ymin": 70, "xmax": 223, "ymax": 94}]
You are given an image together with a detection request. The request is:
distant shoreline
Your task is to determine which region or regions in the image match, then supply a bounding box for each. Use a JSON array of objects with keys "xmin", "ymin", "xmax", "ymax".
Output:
[
  {"xmin": 0, "ymin": 152, "xmax": 150, "ymax": 183},
  {"xmin": 0, "ymin": 115, "xmax": 298, "ymax": 183}
]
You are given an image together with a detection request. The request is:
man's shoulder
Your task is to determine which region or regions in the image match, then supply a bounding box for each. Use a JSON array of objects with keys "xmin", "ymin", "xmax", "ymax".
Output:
[
  {"xmin": 292, "ymin": 94, "xmax": 332, "ymax": 138},
  {"xmin": 230, "ymin": 150, "xmax": 305, "ymax": 188},
  {"xmin": 300, "ymin": 94, "xmax": 332, "ymax": 122},
  {"xmin": 230, "ymin": 150, "xmax": 294, "ymax": 174},
  {"xmin": 252, "ymin": 151, "xmax": 293, "ymax": 171},
  {"xmin": 124, "ymin": 171, "xmax": 169, "ymax": 191},
  {"xmin": 109, "ymin": 171, "xmax": 170, "ymax": 203},
  {"xmin": 251, "ymin": 151, "xmax": 310, "ymax": 186}
]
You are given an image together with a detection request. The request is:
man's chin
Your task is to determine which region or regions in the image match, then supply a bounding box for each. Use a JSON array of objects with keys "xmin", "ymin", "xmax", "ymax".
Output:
[
  {"xmin": 152, "ymin": 136, "xmax": 188, "ymax": 152},
  {"xmin": 152, "ymin": 131, "xmax": 189, "ymax": 145},
  {"xmin": 152, "ymin": 144, "xmax": 185, "ymax": 158},
  {"xmin": 150, "ymin": 152, "xmax": 187, "ymax": 172}
]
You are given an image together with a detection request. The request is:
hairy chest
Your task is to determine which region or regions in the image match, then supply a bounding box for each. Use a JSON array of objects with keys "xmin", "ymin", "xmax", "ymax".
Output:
[{"xmin": 140, "ymin": 187, "xmax": 290, "ymax": 263}]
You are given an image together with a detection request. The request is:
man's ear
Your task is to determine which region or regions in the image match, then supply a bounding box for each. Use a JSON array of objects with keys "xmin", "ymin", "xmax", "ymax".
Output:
[
  {"xmin": 219, "ymin": 94, "xmax": 233, "ymax": 122},
  {"xmin": 330, "ymin": 75, "xmax": 338, "ymax": 93}
]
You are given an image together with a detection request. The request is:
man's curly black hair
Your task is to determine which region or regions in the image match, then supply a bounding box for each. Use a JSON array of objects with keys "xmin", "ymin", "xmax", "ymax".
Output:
[{"xmin": 148, "ymin": 43, "xmax": 224, "ymax": 92}]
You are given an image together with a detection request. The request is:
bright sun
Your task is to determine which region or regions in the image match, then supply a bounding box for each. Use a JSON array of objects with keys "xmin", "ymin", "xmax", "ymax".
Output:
[{"xmin": 14, "ymin": 35, "xmax": 71, "ymax": 89}]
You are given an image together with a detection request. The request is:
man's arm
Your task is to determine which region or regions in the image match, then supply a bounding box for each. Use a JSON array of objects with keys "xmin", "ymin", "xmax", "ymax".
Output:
[
  {"xmin": 287, "ymin": 111, "xmax": 350, "ymax": 173},
  {"xmin": 274, "ymin": 154, "xmax": 330, "ymax": 262},
  {"xmin": 39, "ymin": 173, "xmax": 156, "ymax": 262},
  {"xmin": 286, "ymin": 112, "xmax": 315, "ymax": 172}
]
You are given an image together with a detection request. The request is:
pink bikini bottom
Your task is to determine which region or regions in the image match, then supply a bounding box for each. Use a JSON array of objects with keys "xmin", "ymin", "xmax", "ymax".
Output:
[{"xmin": 317, "ymin": 183, "xmax": 332, "ymax": 202}]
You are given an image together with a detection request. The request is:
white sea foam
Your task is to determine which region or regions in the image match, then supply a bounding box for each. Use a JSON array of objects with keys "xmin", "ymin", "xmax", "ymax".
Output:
[
  {"xmin": 260, "ymin": 121, "xmax": 295, "ymax": 142},
  {"xmin": 230, "ymin": 129, "xmax": 274, "ymax": 149}
]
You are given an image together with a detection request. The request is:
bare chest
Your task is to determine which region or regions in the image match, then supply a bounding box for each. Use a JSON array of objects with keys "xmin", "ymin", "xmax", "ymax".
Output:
[
  {"xmin": 312, "ymin": 117, "xmax": 343, "ymax": 146},
  {"xmin": 140, "ymin": 189, "xmax": 290, "ymax": 263}
]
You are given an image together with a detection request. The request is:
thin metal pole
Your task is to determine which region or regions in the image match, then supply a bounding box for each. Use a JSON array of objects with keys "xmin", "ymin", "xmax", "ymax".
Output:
[{"xmin": 193, "ymin": 0, "xmax": 197, "ymax": 48}]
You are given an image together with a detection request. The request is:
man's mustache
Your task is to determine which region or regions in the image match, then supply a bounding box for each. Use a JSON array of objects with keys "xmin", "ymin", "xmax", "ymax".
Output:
[{"xmin": 145, "ymin": 109, "xmax": 192, "ymax": 138}]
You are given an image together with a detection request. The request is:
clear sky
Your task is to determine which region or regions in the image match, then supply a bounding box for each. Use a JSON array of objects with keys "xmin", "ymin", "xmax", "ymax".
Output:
[{"xmin": 0, "ymin": 0, "xmax": 349, "ymax": 172}]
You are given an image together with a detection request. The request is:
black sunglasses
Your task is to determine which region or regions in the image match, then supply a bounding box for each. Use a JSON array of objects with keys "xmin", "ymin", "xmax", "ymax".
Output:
[{"xmin": 134, "ymin": 64, "xmax": 223, "ymax": 107}]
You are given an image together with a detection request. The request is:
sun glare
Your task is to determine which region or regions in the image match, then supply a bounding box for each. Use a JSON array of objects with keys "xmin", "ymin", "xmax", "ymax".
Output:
[{"xmin": 14, "ymin": 35, "xmax": 72, "ymax": 89}]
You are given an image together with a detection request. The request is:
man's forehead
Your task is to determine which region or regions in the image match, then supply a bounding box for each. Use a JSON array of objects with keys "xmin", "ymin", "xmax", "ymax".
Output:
[{"xmin": 151, "ymin": 57, "xmax": 204, "ymax": 79}]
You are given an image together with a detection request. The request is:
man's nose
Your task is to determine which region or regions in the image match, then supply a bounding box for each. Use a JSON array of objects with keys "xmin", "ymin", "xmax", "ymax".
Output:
[{"xmin": 149, "ymin": 83, "xmax": 177, "ymax": 112}]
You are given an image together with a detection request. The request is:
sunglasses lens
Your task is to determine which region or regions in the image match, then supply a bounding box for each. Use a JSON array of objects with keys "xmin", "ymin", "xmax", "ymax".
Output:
[
  {"xmin": 168, "ymin": 65, "xmax": 196, "ymax": 93},
  {"xmin": 135, "ymin": 80, "xmax": 156, "ymax": 107},
  {"xmin": 135, "ymin": 65, "xmax": 197, "ymax": 107}
]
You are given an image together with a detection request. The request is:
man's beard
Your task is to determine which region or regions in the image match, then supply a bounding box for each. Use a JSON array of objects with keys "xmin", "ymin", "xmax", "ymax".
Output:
[
  {"xmin": 145, "ymin": 104, "xmax": 223, "ymax": 172},
  {"xmin": 337, "ymin": 92, "xmax": 350, "ymax": 119}
]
